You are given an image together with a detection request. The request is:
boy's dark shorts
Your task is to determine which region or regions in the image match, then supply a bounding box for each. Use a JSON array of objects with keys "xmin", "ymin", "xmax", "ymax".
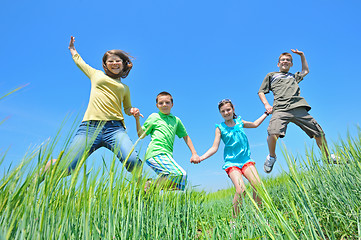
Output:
[{"xmin": 267, "ymin": 107, "xmax": 325, "ymax": 138}]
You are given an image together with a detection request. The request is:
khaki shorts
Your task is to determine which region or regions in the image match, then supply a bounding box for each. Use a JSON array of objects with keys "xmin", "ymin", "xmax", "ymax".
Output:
[{"xmin": 267, "ymin": 107, "xmax": 325, "ymax": 138}]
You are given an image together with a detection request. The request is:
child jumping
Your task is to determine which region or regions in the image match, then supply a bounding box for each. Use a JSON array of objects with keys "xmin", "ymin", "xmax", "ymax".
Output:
[
  {"xmin": 45, "ymin": 36, "xmax": 142, "ymax": 175},
  {"xmin": 134, "ymin": 91, "xmax": 200, "ymax": 191},
  {"xmin": 258, "ymin": 49, "xmax": 336, "ymax": 174},
  {"xmin": 193, "ymin": 99, "xmax": 268, "ymax": 217}
]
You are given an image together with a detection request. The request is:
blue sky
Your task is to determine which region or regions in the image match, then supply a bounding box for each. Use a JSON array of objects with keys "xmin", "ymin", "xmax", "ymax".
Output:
[{"xmin": 1, "ymin": 0, "xmax": 360, "ymax": 192}]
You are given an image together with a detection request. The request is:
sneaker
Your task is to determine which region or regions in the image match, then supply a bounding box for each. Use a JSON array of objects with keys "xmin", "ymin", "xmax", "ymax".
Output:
[
  {"xmin": 229, "ymin": 221, "xmax": 236, "ymax": 237},
  {"xmin": 230, "ymin": 221, "xmax": 236, "ymax": 229},
  {"xmin": 329, "ymin": 154, "xmax": 338, "ymax": 164},
  {"xmin": 328, "ymin": 153, "xmax": 348, "ymax": 164},
  {"xmin": 264, "ymin": 155, "xmax": 277, "ymax": 173}
]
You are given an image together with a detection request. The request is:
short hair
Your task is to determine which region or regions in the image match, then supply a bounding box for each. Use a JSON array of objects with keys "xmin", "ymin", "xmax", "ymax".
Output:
[
  {"xmin": 102, "ymin": 50, "xmax": 134, "ymax": 79},
  {"xmin": 156, "ymin": 91, "xmax": 173, "ymax": 103},
  {"xmin": 218, "ymin": 99, "xmax": 237, "ymax": 119},
  {"xmin": 278, "ymin": 52, "xmax": 293, "ymax": 63}
]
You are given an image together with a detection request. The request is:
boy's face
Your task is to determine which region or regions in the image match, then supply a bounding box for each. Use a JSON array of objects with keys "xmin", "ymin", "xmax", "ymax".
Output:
[
  {"xmin": 156, "ymin": 95, "xmax": 173, "ymax": 115},
  {"xmin": 277, "ymin": 56, "xmax": 293, "ymax": 72}
]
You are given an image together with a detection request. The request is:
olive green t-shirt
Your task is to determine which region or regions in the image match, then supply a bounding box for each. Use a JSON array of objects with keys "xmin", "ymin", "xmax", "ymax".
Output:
[
  {"xmin": 142, "ymin": 112, "xmax": 188, "ymax": 160},
  {"xmin": 258, "ymin": 71, "xmax": 311, "ymax": 112}
]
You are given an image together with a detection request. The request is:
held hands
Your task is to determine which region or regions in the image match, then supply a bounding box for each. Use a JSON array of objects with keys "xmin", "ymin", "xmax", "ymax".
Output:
[
  {"xmin": 265, "ymin": 103, "xmax": 273, "ymax": 114},
  {"xmin": 190, "ymin": 154, "xmax": 201, "ymax": 164},
  {"xmin": 291, "ymin": 49, "xmax": 304, "ymax": 56},
  {"xmin": 130, "ymin": 107, "xmax": 144, "ymax": 118}
]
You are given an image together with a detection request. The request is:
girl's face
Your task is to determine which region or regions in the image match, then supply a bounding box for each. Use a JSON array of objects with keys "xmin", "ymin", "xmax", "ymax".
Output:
[
  {"xmin": 105, "ymin": 55, "xmax": 124, "ymax": 75},
  {"xmin": 219, "ymin": 103, "xmax": 234, "ymax": 121}
]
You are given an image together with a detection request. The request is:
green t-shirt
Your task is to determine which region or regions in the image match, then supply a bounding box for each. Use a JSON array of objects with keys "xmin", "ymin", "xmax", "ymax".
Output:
[
  {"xmin": 258, "ymin": 71, "xmax": 311, "ymax": 112},
  {"xmin": 142, "ymin": 112, "xmax": 188, "ymax": 160}
]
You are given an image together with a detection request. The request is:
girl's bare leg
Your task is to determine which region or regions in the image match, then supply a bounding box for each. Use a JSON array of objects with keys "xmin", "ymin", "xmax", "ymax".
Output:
[
  {"xmin": 44, "ymin": 159, "xmax": 57, "ymax": 172},
  {"xmin": 243, "ymin": 164, "xmax": 262, "ymax": 207},
  {"xmin": 228, "ymin": 170, "xmax": 246, "ymax": 218}
]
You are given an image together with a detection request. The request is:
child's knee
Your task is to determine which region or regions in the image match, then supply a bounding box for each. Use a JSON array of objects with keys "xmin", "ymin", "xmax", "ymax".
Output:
[
  {"xmin": 267, "ymin": 134, "xmax": 280, "ymax": 141},
  {"xmin": 235, "ymin": 186, "xmax": 245, "ymax": 196}
]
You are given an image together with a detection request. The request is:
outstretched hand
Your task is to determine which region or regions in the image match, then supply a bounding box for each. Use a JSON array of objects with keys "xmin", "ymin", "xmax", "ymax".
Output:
[
  {"xmin": 131, "ymin": 107, "xmax": 144, "ymax": 118},
  {"xmin": 68, "ymin": 36, "xmax": 78, "ymax": 56},
  {"xmin": 291, "ymin": 49, "xmax": 304, "ymax": 56},
  {"xmin": 69, "ymin": 36, "xmax": 75, "ymax": 50}
]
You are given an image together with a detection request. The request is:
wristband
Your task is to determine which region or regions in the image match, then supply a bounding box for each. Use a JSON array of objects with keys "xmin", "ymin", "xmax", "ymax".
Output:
[{"xmin": 264, "ymin": 111, "xmax": 269, "ymax": 116}]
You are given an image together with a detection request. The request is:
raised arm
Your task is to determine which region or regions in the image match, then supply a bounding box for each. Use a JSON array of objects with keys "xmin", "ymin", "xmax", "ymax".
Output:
[
  {"xmin": 183, "ymin": 135, "xmax": 200, "ymax": 163},
  {"xmin": 68, "ymin": 36, "xmax": 78, "ymax": 56},
  {"xmin": 291, "ymin": 49, "xmax": 309, "ymax": 76},
  {"xmin": 197, "ymin": 128, "xmax": 222, "ymax": 163},
  {"xmin": 243, "ymin": 112, "xmax": 269, "ymax": 128},
  {"xmin": 258, "ymin": 92, "xmax": 273, "ymax": 114}
]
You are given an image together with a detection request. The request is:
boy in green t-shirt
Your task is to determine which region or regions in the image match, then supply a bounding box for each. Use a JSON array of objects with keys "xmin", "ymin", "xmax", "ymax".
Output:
[
  {"xmin": 134, "ymin": 91, "xmax": 200, "ymax": 190},
  {"xmin": 258, "ymin": 49, "xmax": 337, "ymax": 173}
]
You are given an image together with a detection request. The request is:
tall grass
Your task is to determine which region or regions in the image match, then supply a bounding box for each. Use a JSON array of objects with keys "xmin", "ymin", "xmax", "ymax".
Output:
[
  {"xmin": 0, "ymin": 126, "xmax": 360, "ymax": 239},
  {"xmin": 0, "ymin": 85, "xmax": 28, "ymax": 102},
  {"xmin": 0, "ymin": 84, "xmax": 28, "ymax": 126}
]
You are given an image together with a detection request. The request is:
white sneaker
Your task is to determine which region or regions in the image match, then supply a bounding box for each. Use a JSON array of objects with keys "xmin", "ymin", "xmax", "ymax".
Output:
[
  {"xmin": 329, "ymin": 154, "xmax": 338, "ymax": 164},
  {"xmin": 264, "ymin": 155, "xmax": 277, "ymax": 173},
  {"xmin": 328, "ymin": 153, "xmax": 347, "ymax": 164}
]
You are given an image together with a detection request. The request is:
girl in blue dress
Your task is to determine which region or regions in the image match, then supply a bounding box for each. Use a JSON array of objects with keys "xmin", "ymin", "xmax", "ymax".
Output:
[{"xmin": 195, "ymin": 99, "xmax": 268, "ymax": 217}]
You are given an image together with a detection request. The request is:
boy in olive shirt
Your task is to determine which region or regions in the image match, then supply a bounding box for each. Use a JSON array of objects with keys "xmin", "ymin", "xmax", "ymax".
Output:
[
  {"xmin": 258, "ymin": 49, "xmax": 336, "ymax": 173},
  {"xmin": 134, "ymin": 91, "xmax": 200, "ymax": 190}
]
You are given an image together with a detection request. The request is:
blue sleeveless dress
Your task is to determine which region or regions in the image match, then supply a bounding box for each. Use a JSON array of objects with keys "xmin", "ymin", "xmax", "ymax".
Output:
[{"xmin": 216, "ymin": 117, "xmax": 254, "ymax": 170}]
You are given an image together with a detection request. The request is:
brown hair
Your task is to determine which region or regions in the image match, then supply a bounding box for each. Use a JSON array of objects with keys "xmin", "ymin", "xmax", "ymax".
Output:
[
  {"xmin": 156, "ymin": 91, "xmax": 173, "ymax": 103},
  {"xmin": 218, "ymin": 99, "xmax": 237, "ymax": 119},
  {"xmin": 102, "ymin": 50, "xmax": 133, "ymax": 79},
  {"xmin": 278, "ymin": 52, "xmax": 293, "ymax": 63}
]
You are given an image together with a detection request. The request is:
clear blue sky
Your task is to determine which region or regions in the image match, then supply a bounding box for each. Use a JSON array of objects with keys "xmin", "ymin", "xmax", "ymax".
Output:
[{"xmin": 1, "ymin": 0, "xmax": 360, "ymax": 192}]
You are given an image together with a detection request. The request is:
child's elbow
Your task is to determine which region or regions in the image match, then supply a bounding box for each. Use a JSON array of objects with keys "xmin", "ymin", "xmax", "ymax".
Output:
[
  {"xmin": 246, "ymin": 122, "xmax": 255, "ymax": 128},
  {"xmin": 212, "ymin": 146, "xmax": 219, "ymax": 153},
  {"xmin": 137, "ymin": 131, "xmax": 146, "ymax": 139}
]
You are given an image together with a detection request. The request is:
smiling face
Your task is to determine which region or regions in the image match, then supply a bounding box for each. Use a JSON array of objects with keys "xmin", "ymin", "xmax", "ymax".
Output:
[
  {"xmin": 105, "ymin": 55, "xmax": 124, "ymax": 75},
  {"xmin": 156, "ymin": 95, "xmax": 173, "ymax": 115},
  {"xmin": 219, "ymin": 103, "xmax": 235, "ymax": 121},
  {"xmin": 277, "ymin": 55, "xmax": 293, "ymax": 73}
]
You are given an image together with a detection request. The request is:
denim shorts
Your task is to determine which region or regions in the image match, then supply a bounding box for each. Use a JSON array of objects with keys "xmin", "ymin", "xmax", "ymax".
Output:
[{"xmin": 66, "ymin": 120, "xmax": 141, "ymax": 172}]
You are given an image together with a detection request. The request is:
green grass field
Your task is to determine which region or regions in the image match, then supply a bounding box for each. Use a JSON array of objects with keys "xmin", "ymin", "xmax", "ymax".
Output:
[
  {"xmin": 1, "ymin": 88, "xmax": 360, "ymax": 239},
  {"xmin": 0, "ymin": 127, "xmax": 360, "ymax": 240}
]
